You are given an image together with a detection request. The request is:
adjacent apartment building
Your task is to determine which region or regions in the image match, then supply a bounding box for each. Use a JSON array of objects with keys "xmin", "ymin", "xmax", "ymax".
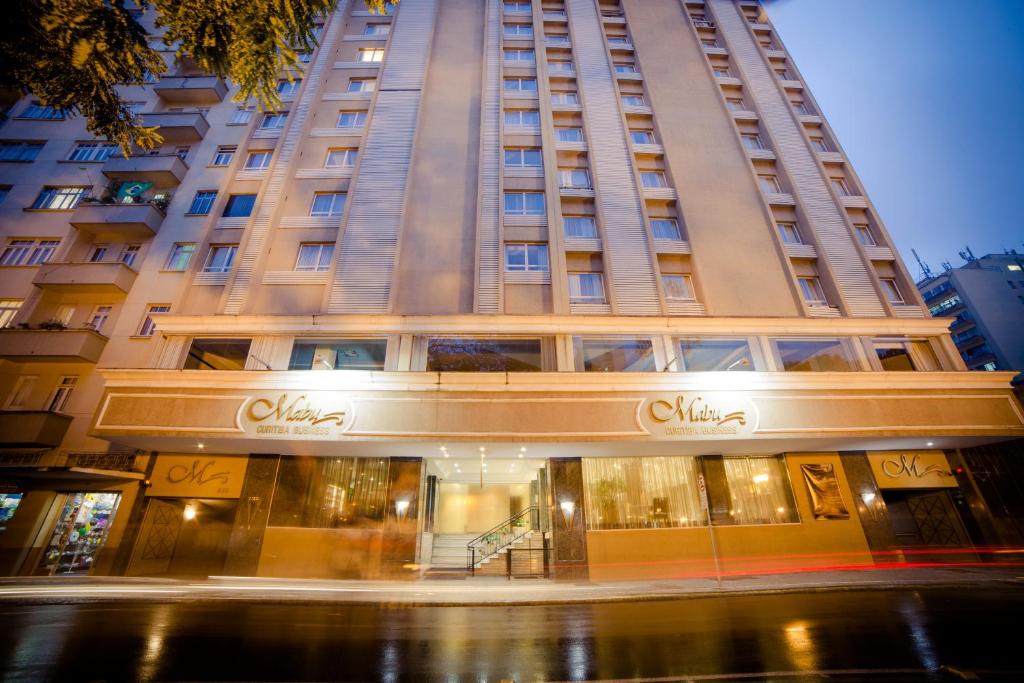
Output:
[
  {"xmin": 917, "ymin": 252, "xmax": 1024, "ymax": 377},
  {"xmin": 0, "ymin": 0, "xmax": 1022, "ymax": 582}
]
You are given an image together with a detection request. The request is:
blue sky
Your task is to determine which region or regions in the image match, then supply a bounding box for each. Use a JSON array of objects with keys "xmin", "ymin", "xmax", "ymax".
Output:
[{"xmin": 766, "ymin": 0, "xmax": 1024, "ymax": 279}]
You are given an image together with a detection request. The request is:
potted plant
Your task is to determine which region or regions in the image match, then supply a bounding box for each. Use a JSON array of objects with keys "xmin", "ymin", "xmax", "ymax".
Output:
[{"xmin": 39, "ymin": 319, "xmax": 68, "ymax": 331}]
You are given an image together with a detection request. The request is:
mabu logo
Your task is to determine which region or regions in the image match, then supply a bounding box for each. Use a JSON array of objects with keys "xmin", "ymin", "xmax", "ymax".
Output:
[
  {"xmin": 166, "ymin": 459, "xmax": 230, "ymax": 486},
  {"xmin": 245, "ymin": 393, "xmax": 347, "ymax": 430},
  {"xmin": 649, "ymin": 394, "xmax": 747, "ymax": 427},
  {"xmin": 881, "ymin": 453, "xmax": 952, "ymax": 479}
]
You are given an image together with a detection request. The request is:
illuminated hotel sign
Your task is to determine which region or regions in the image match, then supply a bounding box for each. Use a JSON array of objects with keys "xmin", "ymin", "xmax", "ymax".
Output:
[
  {"xmin": 147, "ymin": 455, "xmax": 247, "ymax": 498},
  {"xmin": 646, "ymin": 394, "xmax": 756, "ymax": 436},
  {"xmin": 867, "ymin": 451, "xmax": 956, "ymax": 489},
  {"xmin": 243, "ymin": 392, "xmax": 354, "ymax": 438}
]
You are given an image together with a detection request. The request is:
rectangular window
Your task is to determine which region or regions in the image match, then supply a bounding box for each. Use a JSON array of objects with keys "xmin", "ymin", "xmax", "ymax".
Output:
[
  {"xmin": 1, "ymin": 239, "xmax": 59, "ymax": 266},
  {"xmin": 556, "ymin": 127, "xmax": 584, "ymax": 142},
  {"xmin": 19, "ymin": 103, "xmax": 64, "ymax": 120},
  {"xmin": 830, "ymin": 177, "xmax": 853, "ymax": 196},
  {"xmin": 607, "ymin": 37, "xmax": 630, "ymax": 47},
  {"xmin": 630, "ymin": 130, "xmax": 655, "ymax": 144},
  {"xmin": 295, "ymin": 243, "xmax": 335, "ymax": 272},
  {"xmin": 504, "ymin": 48, "xmax": 535, "ymax": 62},
  {"xmin": 347, "ymin": 78, "xmax": 376, "ymax": 93},
  {"xmin": 809, "ymin": 136, "xmax": 831, "ymax": 152},
  {"xmin": 563, "ymin": 216, "xmax": 598, "ymax": 238},
  {"xmin": 702, "ymin": 39, "xmax": 720, "ymax": 48},
  {"xmin": 614, "ymin": 64, "xmax": 638, "ymax": 74},
  {"xmin": 503, "ymin": 147, "xmax": 542, "ymax": 168},
  {"xmin": 297, "ymin": 50, "xmax": 313, "ymax": 63},
  {"xmin": 325, "ymin": 148, "xmax": 358, "ymax": 168},
  {"xmin": 662, "ymin": 274, "xmax": 695, "ymax": 301},
  {"xmin": 558, "ymin": 169, "xmax": 591, "ymax": 189},
  {"xmin": 120, "ymin": 244, "xmax": 141, "ymax": 267},
  {"xmin": 47, "ymin": 376, "xmax": 78, "ymax": 412},
  {"xmin": 504, "ymin": 109, "xmax": 540, "ymax": 126},
  {"xmin": 165, "ymin": 243, "xmax": 195, "ymax": 271},
  {"xmin": 853, "ymin": 224, "xmax": 876, "ymax": 246},
  {"xmin": 621, "ymin": 95, "xmax": 646, "ymax": 107},
  {"xmin": 138, "ymin": 305, "xmax": 171, "ymax": 337},
  {"xmin": 503, "ymin": 192, "xmax": 545, "ymax": 216},
  {"xmin": 276, "ymin": 79, "xmax": 301, "ymax": 95},
  {"xmin": 87, "ymin": 305, "xmax": 112, "ymax": 333},
  {"xmin": 574, "ymin": 337, "xmax": 655, "ymax": 372},
  {"xmin": 289, "ymin": 339, "xmax": 387, "ymax": 370},
  {"xmin": 230, "ymin": 107, "xmax": 254, "ymax": 125},
  {"xmin": 31, "ymin": 187, "xmax": 87, "ymax": 210},
  {"xmin": 651, "ymin": 219, "xmax": 681, "ymax": 240},
  {"xmin": 709, "ymin": 455, "xmax": 799, "ymax": 526},
  {"xmin": 568, "ymin": 272, "xmax": 606, "ymax": 304},
  {"xmin": 188, "ymin": 191, "xmax": 217, "ymax": 215},
  {"xmin": 713, "ymin": 68, "xmax": 731, "ymax": 77},
  {"xmin": 203, "ymin": 245, "xmax": 238, "ymax": 273},
  {"xmin": 0, "ymin": 300, "xmax": 22, "ymax": 328},
  {"xmin": 222, "ymin": 194, "xmax": 256, "ymax": 217},
  {"xmin": 776, "ymin": 222, "xmax": 801, "ymax": 244},
  {"xmin": 546, "ymin": 33, "xmax": 570, "ymax": 45},
  {"xmin": 53, "ymin": 305, "xmax": 75, "ymax": 326},
  {"xmin": 874, "ymin": 338, "xmax": 939, "ymax": 372},
  {"xmin": 774, "ymin": 338, "xmax": 859, "ymax": 371},
  {"xmin": 640, "ymin": 172, "xmax": 667, "ymax": 188},
  {"xmin": 0, "ymin": 141, "xmax": 44, "ymax": 162},
  {"xmin": 5, "ymin": 375, "xmax": 36, "ymax": 409},
  {"xmin": 357, "ymin": 48, "xmax": 385, "ymax": 62},
  {"xmin": 583, "ymin": 456, "xmax": 704, "ymax": 530},
  {"xmin": 67, "ymin": 142, "xmax": 117, "ymax": 162},
  {"xmin": 504, "ymin": 243, "xmax": 549, "ymax": 272},
  {"xmin": 183, "ymin": 338, "xmax": 252, "ymax": 371},
  {"xmin": 549, "ymin": 61, "xmax": 574, "ymax": 73},
  {"xmin": 775, "ymin": 68, "xmax": 792, "ymax": 79},
  {"xmin": 551, "ymin": 92, "xmax": 580, "ymax": 106},
  {"xmin": 740, "ymin": 134, "xmax": 765, "ymax": 150},
  {"xmin": 880, "ymin": 277, "xmax": 904, "ymax": 303},
  {"xmin": 504, "ymin": 78, "xmax": 538, "ymax": 92},
  {"xmin": 211, "ymin": 145, "xmax": 236, "ymax": 166},
  {"xmin": 364, "ymin": 23, "xmax": 390, "ymax": 35},
  {"xmin": 89, "ymin": 244, "xmax": 108, "ymax": 262},
  {"xmin": 336, "ymin": 111, "xmax": 368, "ymax": 128},
  {"xmin": 503, "ymin": 23, "xmax": 534, "ymax": 37},
  {"xmin": 797, "ymin": 276, "xmax": 828, "ymax": 305},
  {"xmin": 259, "ymin": 113, "xmax": 287, "ymax": 129},
  {"xmin": 268, "ymin": 457, "xmax": 390, "ymax": 528},
  {"xmin": 758, "ymin": 175, "xmax": 781, "ymax": 193},
  {"xmin": 725, "ymin": 97, "xmax": 746, "ymax": 111},
  {"xmin": 678, "ymin": 337, "xmax": 755, "ymax": 372},
  {"xmin": 310, "ymin": 192, "xmax": 347, "ymax": 217},
  {"xmin": 427, "ymin": 338, "xmax": 543, "ymax": 372},
  {"xmin": 504, "ymin": 1, "xmax": 531, "ymax": 12},
  {"xmin": 244, "ymin": 150, "xmax": 273, "ymax": 169}
]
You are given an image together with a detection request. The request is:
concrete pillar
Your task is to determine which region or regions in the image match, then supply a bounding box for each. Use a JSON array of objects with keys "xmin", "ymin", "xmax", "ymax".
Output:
[
  {"xmin": 549, "ymin": 457, "xmax": 588, "ymax": 580},
  {"xmin": 382, "ymin": 457, "xmax": 423, "ymax": 578},
  {"xmin": 223, "ymin": 454, "xmax": 281, "ymax": 576},
  {"xmin": 839, "ymin": 451, "xmax": 896, "ymax": 556}
]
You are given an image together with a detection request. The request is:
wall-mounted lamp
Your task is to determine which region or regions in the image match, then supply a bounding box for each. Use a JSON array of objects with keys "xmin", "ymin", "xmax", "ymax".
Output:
[
  {"xmin": 395, "ymin": 499, "xmax": 410, "ymax": 521},
  {"xmin": 559, "ymin": 500, "xmax": 576, "ymax": 529},
  {"xmin": 183, "ymin": 504, "xmax": 197, "ymax": 521},
  {"xmin": 860, "ymin": 492, "xmax": 876, "ymax": 505}
]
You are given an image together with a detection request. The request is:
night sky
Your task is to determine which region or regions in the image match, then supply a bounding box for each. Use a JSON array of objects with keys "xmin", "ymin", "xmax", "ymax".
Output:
[{"xmin": 767, "ymin": 0, "xmax": 1024, "ymax": 279}]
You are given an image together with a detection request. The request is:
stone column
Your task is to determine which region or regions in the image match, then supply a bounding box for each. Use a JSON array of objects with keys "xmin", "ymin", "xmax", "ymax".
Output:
[
  {"xmin": 549, "ymin": 457, "xmax": 588, "ymax": 580},
  {"xmin": 839, "ymin": 451, "xmax": 896, "ymax": 556},
  {"xmin": 382, "ymin": 457, "xmax": 423, "ymax": 579},
  {"xmin": 223, "ymin": 454, "xmax": 280, "ymax": 577}
]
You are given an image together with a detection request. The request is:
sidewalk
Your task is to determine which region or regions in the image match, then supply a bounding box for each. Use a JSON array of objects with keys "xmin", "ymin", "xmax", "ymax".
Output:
[{"xmin": 0, "ymin": 566, "xmax": 1021, "ymax": 606}]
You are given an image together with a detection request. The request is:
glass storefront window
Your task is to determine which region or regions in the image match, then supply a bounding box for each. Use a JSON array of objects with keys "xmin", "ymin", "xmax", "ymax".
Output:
[
  {"xmin": 0, "ymin": 493, "xmax": 23, "ymax": 532},
  {"xmin": 716, "ymin": 456, "xmax": 798, "ymax": 526},
  {"xmin": 426, "ymin": 338, "xmax": 543, "ymax": 372},
  {"xmin": 677, "ymin": 337, "xmax": 755, "ymax": 371},
  {"xmin": 269, "ymin": 457, "xmax": 390, "ymax": 528},
  {"xmin": 289, "ymin": 339, "xmax": 387, "ymax": 371},
  {"xmin": 574, "ymin": 337, "xmax": 656, "ymax": 372},
  {"xmin": 38, "ymin": 492, "xmax": 121, "ymax": 575},
  {"xmin": 183, "ymin": 338, "xmax": 252, "ymax": 371},
  {"xmin": 583, "ymin": 456, "xmax": 704, "ymax": 530},
  {"xmin": 873, "ymin": 338, "xmax": 940, "ymax": 371},
  {"xmin": 774, "ymin": 338, "xmax": 859, "ymax": 371}
]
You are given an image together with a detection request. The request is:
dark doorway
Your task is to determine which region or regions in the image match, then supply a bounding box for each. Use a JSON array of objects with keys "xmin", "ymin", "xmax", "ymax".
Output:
[
  {"xmin": 128, "ymin": 498, "xmax": 237, "ymax": 577},
  {"xmin": 882, "ymin": 489, "xmax": 971, "ymax": 546}
]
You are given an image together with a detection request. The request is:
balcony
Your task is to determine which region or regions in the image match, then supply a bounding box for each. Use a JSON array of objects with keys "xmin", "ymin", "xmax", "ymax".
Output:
[
  {"xmin": 70, "ymin": 202, "xmax": 166, "ymax": 239},
  {"xmin": 0, "ymin": 328, "xmax": 109, "ymax": 363},
  {"xmin": 153, "ymin": 76, "xmax": 228, "ymax": 105},
  {"xmin": 139, "ymin": 111, "xmax": 210, "ymax": 143},
  {"xmin": 102, "ymin": 154, "xmax": 188, "ymax": 188},
  {"xmin": 0, "ymin": 411, "xmax": 73, "ymax": 448},
  {"xmin": 32, "ymin": 261, "xmax": 138, "ymax": 295}
]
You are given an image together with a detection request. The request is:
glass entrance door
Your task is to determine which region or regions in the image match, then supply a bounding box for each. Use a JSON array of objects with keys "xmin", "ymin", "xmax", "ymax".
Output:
[{"xmin": 37, "ymin": 492, "xmax": 122, "ymax": 575}]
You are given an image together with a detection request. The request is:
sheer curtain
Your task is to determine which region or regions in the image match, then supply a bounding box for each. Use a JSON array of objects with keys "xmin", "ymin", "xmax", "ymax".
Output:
[
  {"xmin": 721, "ymin": 456, "xmax": 798, "ymax": 525},
  {"xmin": 583, "ymin": 456, "xmax": 704, "ymax": 530}
]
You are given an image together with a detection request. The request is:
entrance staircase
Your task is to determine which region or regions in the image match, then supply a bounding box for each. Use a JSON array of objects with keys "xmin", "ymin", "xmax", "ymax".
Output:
[
  {"xmin": 429, "ymin": 533, "xmax": 478, "ymax": 572},
  {"xmin": 470, "ymin": 530, "xmax": 546, "ymax": 576}
]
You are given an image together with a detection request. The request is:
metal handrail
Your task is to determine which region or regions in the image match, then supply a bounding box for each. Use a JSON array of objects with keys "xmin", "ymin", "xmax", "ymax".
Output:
[{"xmin": 467, "ymin": 506, "xmax": 539, "ymax": 572}]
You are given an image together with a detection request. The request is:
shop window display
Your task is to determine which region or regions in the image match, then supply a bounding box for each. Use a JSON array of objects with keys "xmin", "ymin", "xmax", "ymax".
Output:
[
  {"xmin": 38, "ymin": 492, "xmax": 121, "ymax": 575},
  {"xmin": 0, "ymin": 493, "xmax": 23, "ymax": 533}
]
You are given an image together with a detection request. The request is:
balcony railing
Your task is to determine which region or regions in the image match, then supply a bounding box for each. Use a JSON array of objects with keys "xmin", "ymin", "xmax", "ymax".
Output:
[
  {"xmin": 102, "ymin": 154, "xmax": 188, "ymax": 188},
  {"xmin": 0, "ymin": 327, "xmax": 109, "ymax": 363},
  {"xmin": 153, "ymin": 76, "xmax": 228, "ymax": 104},
  {"xmin": 139, "ymin": 111, "xmax": 210, "ymax": 143},
  {"xmin": 0, "ymin": 411, "xmax": 73, "ymax": 448},
  {"xmin": 32, "ymin": 261, "xmax": 139, "ymax": 295}
]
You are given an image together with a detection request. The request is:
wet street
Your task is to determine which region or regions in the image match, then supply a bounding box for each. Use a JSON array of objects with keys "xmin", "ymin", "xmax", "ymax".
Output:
[{"xmin": 1, "ymin": 588, "xmax": 1021, "ymax": 681}]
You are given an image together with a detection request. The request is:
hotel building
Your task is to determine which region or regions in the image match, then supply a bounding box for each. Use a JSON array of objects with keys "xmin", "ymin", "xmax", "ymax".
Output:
[{"xmin": 0, "ymin": 0, "xmax": 1021, "ymax": 581}]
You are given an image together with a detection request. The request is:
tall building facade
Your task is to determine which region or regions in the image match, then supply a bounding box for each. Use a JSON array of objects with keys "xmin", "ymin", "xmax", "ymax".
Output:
[
  {"xmin": 917, "ymin": 252, "xmax": 1024, "ymax": 376},
  {"xmin": 0, "ymin": 0, "xmax": 1021, "ymax": 580}
]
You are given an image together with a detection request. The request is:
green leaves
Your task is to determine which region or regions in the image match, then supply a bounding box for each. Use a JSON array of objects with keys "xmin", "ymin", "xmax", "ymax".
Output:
[{"xmin": 0, "ymin": 0, "xmax": 400, "ymax": 155}]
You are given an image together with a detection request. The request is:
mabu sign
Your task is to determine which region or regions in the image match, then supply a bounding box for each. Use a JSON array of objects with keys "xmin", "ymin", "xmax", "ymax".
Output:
[
  {"xmin": 868, "ymin": 451, "xmax": 956, "ymax": 489},
  {"xmin": 646, "ymin": 394, "xmax": 756, "ymax": 437},
  {"xmin": 243, "ymin": 392, "xmax": 354, "ymax": 438}
]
